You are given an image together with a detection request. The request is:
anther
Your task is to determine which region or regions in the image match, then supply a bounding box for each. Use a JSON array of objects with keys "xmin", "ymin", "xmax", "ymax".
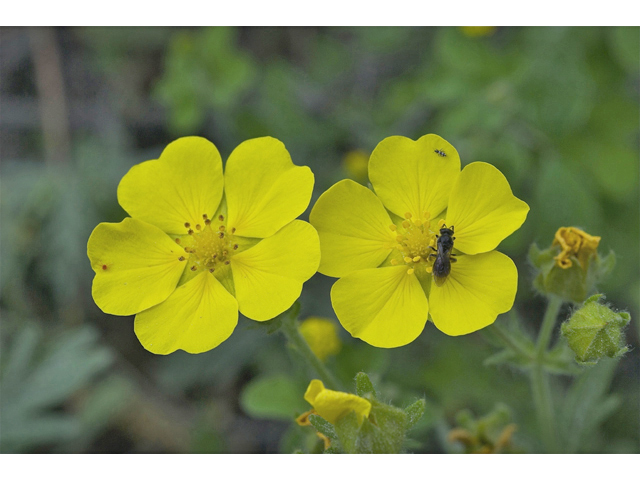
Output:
[
  {"xmin": 196, "ymin": 224, "xmax": 202, "ymax": 230},
  {"xmin": 413, "ymin": 256, "xmax": 421, "ymax": 263},
  {"xmin": 404, "ymin": 212, "xmax": 412, "ymax": 219},
  {"xmin": 184, "ymin": 222, "xmax": 190, "ymax": 228},
  {"xmin": 389, "ymin": 224, "xmax": 397, "ymax": 231},
  {"xmin": 390, "ymin": 259, "xmax": 399, "ymax": 266},
  {"xmin": 218, "ymin": 232, "xmax": 224, "ymax": 238},
  {"xmin": 204, "ymin": 218, "xmax": 211, "ymax": 225},
  {"xmin": 202, "ymin": 214, "xmax": 208, "ymax": 220},
  {"xmin": 231, "ymin": 227, "xmax": 236, "ymax": 234},
  {"xmin": 402, "ymin": 220, "xmax": 411, "ymax": 229},
  {"xmin": 224, "ymin": 260, "xmax": 230, "ymax": 265},
  {"xmin": 175, "ymin": 238, "xmax": 181, "ymax": 244},
  {"xmin": 396, "ymin": 235, "xmax": 404, "ymax": 242},
  {"xmin": 178, "ymin": 256, "xmax": 185, "ymax": 261},
  {"xmin": 219, "ymin": 225, "xmax": 226, "ymax": 232},
  {"xmin": 188, "ymin": 229, "xmax": 194, "ymax": 235},
  {"xmin": 209, "ymin": 268, "xmax": 215, "ymax": 273},
  {"xmin": 218, "ymin": 215, "xmax": 224, "ymax": 222},
  {"xmin": 233, "ymin": 244, "xmax": 239, "ymax": 250},
  {"xmin": 407, "ymin": 268, "xmax": 415, "ymax": 275},
  {"xmin": 101, "ymin": 264, "xmax": 108, "ymax": 270},
  {"xmin": 426, "ymin": 266, "xmax": 433, "ymax": 273},
  {"xmin": 223, "ymin": 250, "xmax": 228, "ymax": 256},
  {"xmin": 190, "ymin": 265, "xmax": 197, "ymax": 271},
  {"xmin": 404, "ymin": 257, "xmax": 413, "ymax": 264}
]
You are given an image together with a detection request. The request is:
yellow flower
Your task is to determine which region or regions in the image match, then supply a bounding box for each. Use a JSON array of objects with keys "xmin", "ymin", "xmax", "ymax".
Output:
[
  {"xmin": 460, "ymin": 27, "xmax": 497, "ymax": 38},
  {"xmin": 303, "ymin": 379, "xmax": 371, "ymax": 425},
  {"xmin": 87, "ymin": 137, "xmax": 320, "ymax": 354},
  {"xmin": 552, "ymin": 226, "xmax": 601, "ymax": 270},
  {"xmin": 310, "ymin": 134, "xmax": 529, "ymax": 347},
  {"xmin": 299, "ymin": 317, "xmax": 342, "ymax": 361}
]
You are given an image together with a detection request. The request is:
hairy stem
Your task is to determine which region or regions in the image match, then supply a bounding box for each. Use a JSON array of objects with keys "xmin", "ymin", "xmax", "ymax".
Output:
[
  {"xmin": 531, "ymin": 295, "xmax": 563, "ymax": 452},
  {"xmin": 280, "ymin": 310, "xmax": 342, "ymax": 391}
]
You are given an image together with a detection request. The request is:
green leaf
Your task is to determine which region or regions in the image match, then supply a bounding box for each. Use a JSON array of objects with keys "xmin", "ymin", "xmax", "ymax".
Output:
[{"xmin": 240, "ymin": 374, "xmax": 307, "ymax": 421}]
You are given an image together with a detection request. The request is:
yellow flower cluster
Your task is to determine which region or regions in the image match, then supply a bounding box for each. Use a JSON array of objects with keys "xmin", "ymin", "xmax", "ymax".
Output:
[{"xmin": 87, "ymin": 133, "xmax": 528, "ymax": 353}]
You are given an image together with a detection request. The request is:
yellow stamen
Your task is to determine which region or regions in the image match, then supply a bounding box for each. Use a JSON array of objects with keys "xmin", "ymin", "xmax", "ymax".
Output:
[
  {"xmin": 407, "ymin": 268, "xmax": 414, "ymax": 275},
  {"xmin": 404, "ymin": 257, "xmax": 413, "ymax": 264},
  {"xmin": 404, "ymin": 212, "xmax": 412, "ymax": 219},
  {"xmin": 389, "ymin": 224, "xmax": 397, "ymax": 231},
  {"xmin": 413, "ymin": 256, "xmax": 421, "ymax": 263},
  {"xmin": 402, "ymin": 220, "xmax": 411, "ymax": 229},
  {"xmin": 390, "ymin": 259, "xmax": 399, "ymax": 265}
]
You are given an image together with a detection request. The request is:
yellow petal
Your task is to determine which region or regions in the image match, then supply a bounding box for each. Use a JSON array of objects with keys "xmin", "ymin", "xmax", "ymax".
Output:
[
  {"xmin": 224, "ymin": 137, "xmax": 314, "ymax": 238},
  {"xmin": 445, "ymin": 162, "xmax": 529, "ymax": 255},
  {"xmin": 134, "ymin": 272, "xmax": 238, "ymax": 354},
  {"xmin": 368, "ymin": 134, "xmax": 460, "ymax": 219},
  {"xmin": 309, "ymin": 179, "xmax": 396, "ymax": 278},
  {"xmin": 87, "ymin": 218, "xmax": 186, "ymax": 316},
  {"xmin": 304, "ymin": 379, "xmax": 371, "ymax": 425},
  {"xmin": 429, "ymin": 251, "xmax": 518, "ymax": 336},
  {"xmin": 117, "ymin": 137, "xmax": 224, "ymax": 234},
  {"xmin": 331, "ymin": 266, "xmax": 429, "ymax": 348},
  {"xmin": 231, "ymin": 220, "xmax": 320, "ymax": 321}
]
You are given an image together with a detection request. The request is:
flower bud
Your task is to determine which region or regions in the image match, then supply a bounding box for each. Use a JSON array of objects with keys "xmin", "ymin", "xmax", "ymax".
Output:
[
  {"xmin": 301, "ymin": 374, "xmax": 425, "ymax": 453},
  {"xmin": 529, "ymin": 226, "xmax": 615, "ymax": 303},
  {"xmin": 561, "ymin": 294, "xmax": 630, "ymax": 365},
  {"xmin": 299, "ymin": 317, "xmax": 342, "ymax": 362}
]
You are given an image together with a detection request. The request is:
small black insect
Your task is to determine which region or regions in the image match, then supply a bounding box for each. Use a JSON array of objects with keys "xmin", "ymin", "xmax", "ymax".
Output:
[
  {"xmin": 434, "ymin": 149, "xmax": 447, "ymax": 157},
  {"xmin": 429, "ymin": 224, "xmax": 457, "ymax": 286}
]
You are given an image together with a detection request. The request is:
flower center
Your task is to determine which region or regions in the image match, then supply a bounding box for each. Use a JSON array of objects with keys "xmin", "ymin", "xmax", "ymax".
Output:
[
  {"xmin": 389, "ymin": 212, "xmax": 437, "ymax": 275},
  {"xmin": 175, "ymin": 214, "xmax": 238, "ymax": 273}
]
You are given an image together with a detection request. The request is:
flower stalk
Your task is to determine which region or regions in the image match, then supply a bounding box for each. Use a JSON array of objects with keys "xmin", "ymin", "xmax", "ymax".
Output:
[
  {"xmin": 279, "ymin": 310, "xmax": 342, "ymax": 391},
  {"xmin": 530, "ymin": 295, "xmax": 562, "ymax": 452}
]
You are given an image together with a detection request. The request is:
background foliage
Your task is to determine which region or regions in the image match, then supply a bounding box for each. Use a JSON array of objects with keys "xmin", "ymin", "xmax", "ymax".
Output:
[{"xmin": 1, "ymin": 26, "xmax": 638, "ymax": 453}]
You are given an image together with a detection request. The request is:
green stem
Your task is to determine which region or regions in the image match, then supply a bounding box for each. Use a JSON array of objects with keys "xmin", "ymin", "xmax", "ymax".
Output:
[
  {"xmin": 487, "ymin": 323, "xmax": 533, "ymax": 361},
  {"xmin": 536, "ymin": 295, "xmax": 562, "ymax": 359},
  {"xmin": 280, "ymin": 310, "xmax": 342, "ymax": 391},
  {"xmin": 530, "ymin": 295, "xmax": 563, "ymax": 452}
]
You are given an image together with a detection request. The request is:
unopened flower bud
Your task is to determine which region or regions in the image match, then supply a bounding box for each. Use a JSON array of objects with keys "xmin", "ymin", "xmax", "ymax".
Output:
[{"xmin": 561, "ymin": 294, "xmax": 630, "ymax": 365}]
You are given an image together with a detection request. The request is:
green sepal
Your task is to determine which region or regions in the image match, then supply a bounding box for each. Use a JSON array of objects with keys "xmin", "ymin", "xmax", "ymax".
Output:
[
  {"xmin": 561, "ymin": 296, "xmax": 630, "ymax": 364},
  {"xmin": 334, "ymin": 411, "xmax": 360, "ymax": 453},
  {"xmin": 355, "ymin": 372, "xmax": 376, "ymax": 398},
  {"xmin": 308, "ymin": 414, "xmax": 338, "ymax": 440},
  {"xmin": 404, "ymin": 398, "xmax": 426, "ymax": 429},
  {"xmin": 529, "ymin": 242, "xmax": 615, "ymax": 304}
]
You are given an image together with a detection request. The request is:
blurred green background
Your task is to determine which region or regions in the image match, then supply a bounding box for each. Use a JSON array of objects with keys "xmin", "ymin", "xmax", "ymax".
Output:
[{"xmin": 0, "ymin": 26, "xmax": 638, "ymax": 453}]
